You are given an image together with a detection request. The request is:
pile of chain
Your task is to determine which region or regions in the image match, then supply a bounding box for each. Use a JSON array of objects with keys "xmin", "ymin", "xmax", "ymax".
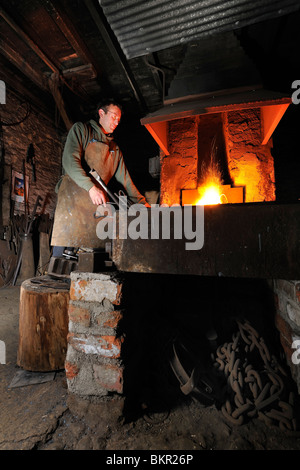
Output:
[{"xmin": 212, "ymin": 318, "xmax": 298, "ymax": 431}]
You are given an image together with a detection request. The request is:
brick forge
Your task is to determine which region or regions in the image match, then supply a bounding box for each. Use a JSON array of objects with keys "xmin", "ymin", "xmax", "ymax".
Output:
[
  {"xmin": 149, "ymin": 101, "xmax": 300, "ymax": 396},
  {"xmin": 65, "ymin": 271, "xmax": 125, "ymax": 425},
  {"xmin": 160, "ymin": 109, "xmax": 276, "ymax": 207}
]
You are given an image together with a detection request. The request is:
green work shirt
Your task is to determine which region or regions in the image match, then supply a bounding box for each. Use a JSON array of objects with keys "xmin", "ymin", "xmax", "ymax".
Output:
[{"xmin": 56, "ymin": 119, "xmax": 147, "ymax": 205}]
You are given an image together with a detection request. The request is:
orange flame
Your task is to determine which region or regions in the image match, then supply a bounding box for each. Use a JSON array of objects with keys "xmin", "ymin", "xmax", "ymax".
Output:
[
  {"xmin": 196, "ymin": 148, "xmax": 224, "ymax": 205},
  {"xmin": 196, "ymin": 184, "xmax": 222, "ymax": 205}
]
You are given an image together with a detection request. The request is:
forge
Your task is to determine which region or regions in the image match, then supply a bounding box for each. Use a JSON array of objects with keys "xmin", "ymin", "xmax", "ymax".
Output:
[
  {"xmin": 47, "ymin": 87, "xmax": 300, "ymax": 431},
  {"xmin": 143, "ymin": 88, "xmax": 290, "ymax": 206},
  {"xmin": 112, "ymin": 87, "xmax": 298, "ymax": 280},
  {"xmin": 2, "ymin": 0, "xmax": 300, "ymax": 448}
]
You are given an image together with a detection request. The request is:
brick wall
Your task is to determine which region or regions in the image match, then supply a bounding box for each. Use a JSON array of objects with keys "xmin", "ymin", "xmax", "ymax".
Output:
[
  {"xmin": 160, "ymin": 116, "xmax": 198, "ymax": 205},
  {"xmin": 64, "ymin": 271, "xmax": 300, "ymax": 423},
  {"xmin": 223, "ymin": 108, "xmax": 275, "ymax": 202},
  {"xmin": 65, "ymin": 271, "xmax": 125, "ymax": 417},
  {"xmin": 160, "ymin": 108, "xmax": 275, "ymax": 205},
  {"xmin": 273, "ymin": 279, "xmax": 300, "ymax": 392},
  {"xmin": 1, "ymin": 88, "xmax": 63, "ymax": 225}
]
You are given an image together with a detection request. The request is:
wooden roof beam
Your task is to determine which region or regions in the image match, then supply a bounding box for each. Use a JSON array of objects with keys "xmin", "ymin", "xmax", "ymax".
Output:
[
  {"xmin": 43, "ymin": 1, "xmax": 97, "ymax": 77},
  {"xmin": 0, "ymin": 6, "xmax": 60, "ymax": 75},
  {"xmin": 48, "ymin": 73, "xmax": 73, "ymax": 131},
  {"xmin": 0, "ymin": 38, "xmax": 47, "ymax": 91},
  {"xmin": 0, "ymin": 6, "xmax": 91, "ymax": 106}
]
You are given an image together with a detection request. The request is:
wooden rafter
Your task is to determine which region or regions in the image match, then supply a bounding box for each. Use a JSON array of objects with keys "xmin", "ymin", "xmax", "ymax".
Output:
[
  {"xmin": 0, "ymin": 6, "xmax": 60, "ymax": 75},
  {"xmin": 0, "ymin": 38, "xmax": 47, "ymax": 91},
  {"xmin": 48, "ymin": 73, "xmax": 73, "ymax": 131},
  {"xmin": 43, "ymin": 1, "xmax": 97, "ymax": 78}
]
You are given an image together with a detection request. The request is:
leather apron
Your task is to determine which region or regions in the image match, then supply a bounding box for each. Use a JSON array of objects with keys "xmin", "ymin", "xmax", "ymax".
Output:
[{"xmin": 51, "ymin": 141, "xmax": 118, "ymax": 248}]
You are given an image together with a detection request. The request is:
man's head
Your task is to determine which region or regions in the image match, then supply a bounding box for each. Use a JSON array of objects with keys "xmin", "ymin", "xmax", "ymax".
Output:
[{"xmin": 96, "ymin": 98, "xmax": 122, "ymax": 134}]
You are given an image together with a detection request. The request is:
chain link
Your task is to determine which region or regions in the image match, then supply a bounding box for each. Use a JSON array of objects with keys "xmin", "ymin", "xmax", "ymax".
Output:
[{"xmin": 213, "ymin": 319, "xmax": 298, "ymax": 432}]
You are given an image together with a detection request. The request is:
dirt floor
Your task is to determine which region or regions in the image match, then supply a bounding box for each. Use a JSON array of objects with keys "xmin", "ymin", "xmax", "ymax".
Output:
[{"xmin": 1, "ymin": 285, "xmax": 300, "ymax": 452}]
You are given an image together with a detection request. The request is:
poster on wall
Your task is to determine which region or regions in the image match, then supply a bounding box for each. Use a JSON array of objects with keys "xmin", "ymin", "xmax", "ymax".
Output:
[{"xmin": 11, "ymin": 170, "xmax": 29, "ymax": 203}]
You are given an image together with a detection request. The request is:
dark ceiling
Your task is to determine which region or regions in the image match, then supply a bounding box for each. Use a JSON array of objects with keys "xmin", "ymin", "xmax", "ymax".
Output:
[
  {"xmin": 1, "ymin": 0, "xmax": 300, "ymax": 122},
  {"xmin": 1, "ymin": 0, "xmax": 300, "ymax": 196}
]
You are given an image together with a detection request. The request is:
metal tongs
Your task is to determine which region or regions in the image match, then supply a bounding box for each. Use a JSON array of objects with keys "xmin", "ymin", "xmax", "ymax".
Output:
[{"xmin": 90, "ymin": 169, "xmax": 133, "ymax": 209}]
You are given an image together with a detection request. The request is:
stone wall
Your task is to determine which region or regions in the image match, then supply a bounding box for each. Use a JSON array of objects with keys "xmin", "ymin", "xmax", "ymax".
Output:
[
  {"xmin": 223, "ymin": 108, "xmax": 275, "ymax": 202},
  {"xmin": 1, "ymin": 88, "xmax": 63, "ymax": 225},
  {"xmin": 160, "ymin": 108, "xmax": 276, "ymax": 205},
  {"xmin": 160, "ymin": 117, "xmax": 198, "ymax": 205},
  {"xmin": 273, "ymin": 279, "xmax": 300, "ymax": 393}
]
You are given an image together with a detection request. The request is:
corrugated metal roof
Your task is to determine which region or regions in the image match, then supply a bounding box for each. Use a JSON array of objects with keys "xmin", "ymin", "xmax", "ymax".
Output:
[{"xmin": 99, "ymin": 0, "xmax": 300, "ymax": 59}]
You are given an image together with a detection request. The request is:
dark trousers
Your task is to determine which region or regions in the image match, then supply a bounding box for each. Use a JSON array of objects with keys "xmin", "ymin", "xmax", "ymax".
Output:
[{"xmin": 52, "ymin": 246, "xmax": 74, "ymax": 257}]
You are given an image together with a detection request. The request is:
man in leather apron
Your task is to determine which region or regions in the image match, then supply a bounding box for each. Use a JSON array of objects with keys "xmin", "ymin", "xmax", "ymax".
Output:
[{"xmin": 51, "ymin": 98, "xmax": 148, "ymax": 255}]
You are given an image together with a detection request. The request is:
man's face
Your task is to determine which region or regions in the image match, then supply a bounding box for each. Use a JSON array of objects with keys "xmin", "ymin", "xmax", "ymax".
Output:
[{"xmin": 98, "ymin": 105, "xmax": 122, "ymax": 134}]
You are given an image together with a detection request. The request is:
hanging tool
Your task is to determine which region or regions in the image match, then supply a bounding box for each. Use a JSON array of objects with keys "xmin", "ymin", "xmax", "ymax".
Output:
[
  {"xmin": 12, "ymin": 194, "xmax": 42, "ymax": 285},
  {"xmin": 0, "ymin": 122, "xmax": 4, "ymax": 187},
  {"xmin": 26, "ymin": 194, "xmax": 42, "ymax": 234},
  {"xmin": 22, "ymin": 159, "xmax": 29, "ymax": 227},
  {"xmin": 0, "ymin": 121, "xmax": 5, "ymax": 228},
  {"xmin": 26, "ymin": 143, "xmax": 36, "ymax": 182}
]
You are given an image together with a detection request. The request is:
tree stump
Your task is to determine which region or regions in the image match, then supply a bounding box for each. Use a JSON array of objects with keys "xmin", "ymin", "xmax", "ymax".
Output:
[{"xmin": 17, "ymin": 276, "xmax": 70, "ymax": 371}]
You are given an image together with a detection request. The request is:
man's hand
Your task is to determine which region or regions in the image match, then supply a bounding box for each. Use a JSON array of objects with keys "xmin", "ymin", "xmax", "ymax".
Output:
[{"xmin": 89, "ymin": 185, "xmax": 107, "ymax": 206}]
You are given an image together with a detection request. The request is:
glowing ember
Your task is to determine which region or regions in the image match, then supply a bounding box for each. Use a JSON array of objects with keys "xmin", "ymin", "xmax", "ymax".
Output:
[
  {"xmin": 196, "ymin": 184, "xmax": 221, "ymax": 205},
  {"xmin": 195, "ymin": 137, "xmax": 226, "ymax": 205}
]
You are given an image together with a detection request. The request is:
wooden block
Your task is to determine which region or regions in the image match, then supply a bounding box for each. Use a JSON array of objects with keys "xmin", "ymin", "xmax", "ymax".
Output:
[{"xmin": 17, "ymin": 276, "xmax": 69, "ymax": 371}]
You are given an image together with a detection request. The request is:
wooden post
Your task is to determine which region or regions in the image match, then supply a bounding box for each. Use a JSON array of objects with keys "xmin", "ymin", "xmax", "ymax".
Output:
[
  {"xmin": 48, "ymin": 73, "xmax": 73, "ymax": 131},
  {"xmin": 17, "ymin": 276, "xmax": 70, "ymax": 371}
]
